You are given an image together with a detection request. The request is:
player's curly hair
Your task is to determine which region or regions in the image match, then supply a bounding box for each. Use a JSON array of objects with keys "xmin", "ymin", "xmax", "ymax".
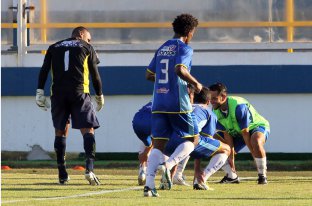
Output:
[{"xmin": 172, "ymin": 14, "xmax": 198, "ymax": 36}]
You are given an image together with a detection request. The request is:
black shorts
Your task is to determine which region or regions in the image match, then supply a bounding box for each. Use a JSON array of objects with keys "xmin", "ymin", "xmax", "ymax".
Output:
[{"xmin": 51, "ymin": 92, "xmax": 100, "ymax": 130}]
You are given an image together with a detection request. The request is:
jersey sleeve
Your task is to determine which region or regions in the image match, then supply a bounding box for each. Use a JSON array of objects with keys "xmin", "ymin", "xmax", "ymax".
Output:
[
  {"xmin": 88, "ymin": 45, "xmax": 103, "ymax": 95},
  {"xmin": 147, "ymin": 53, "xmax": 156, "ymax": 74},
  {"xmin": 235, "ymin": 104, "xmax": 251, "ymax": 130},
  {"xmin": 37, "ymin": 46, "xmax": 52, "ymax": 89},
  {"xmin": 175, "ymin": 46, "xmax": 193, "ymax": 70}
]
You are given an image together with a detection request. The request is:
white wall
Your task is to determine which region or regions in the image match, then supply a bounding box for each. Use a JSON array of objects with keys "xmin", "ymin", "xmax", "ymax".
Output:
[
  {"xmin": 2, "ymin": 94, "xmax": 312, "ymax": 152},
  {"xmin": 2, "ymin": 50, "xmax": 312, "ymax": 153}
]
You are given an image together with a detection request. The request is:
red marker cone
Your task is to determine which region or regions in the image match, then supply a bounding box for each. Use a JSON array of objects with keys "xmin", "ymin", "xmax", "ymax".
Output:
[
  {"xmin": 73, "ymin": 165, "xmax": 85, "ymax": 170},
  {"xmin": 1, "ymin": 165, "xmax": 12, "ymax": 170}
]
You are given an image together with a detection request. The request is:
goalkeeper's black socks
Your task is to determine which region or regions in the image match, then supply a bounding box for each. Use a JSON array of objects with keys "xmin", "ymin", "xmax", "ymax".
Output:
[
  {"xmin": 83, "ymin": 133, "xmax": 96, "ymax": 172},
  {"xmin": 54, "ymin": 136, "xmax": 66, "ymax": 165}
]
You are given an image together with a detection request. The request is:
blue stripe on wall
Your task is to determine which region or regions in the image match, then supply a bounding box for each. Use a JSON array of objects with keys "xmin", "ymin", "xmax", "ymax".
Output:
[{"xmin": 1, "ymin": 65, "xmax": 312, "ymax": 96}]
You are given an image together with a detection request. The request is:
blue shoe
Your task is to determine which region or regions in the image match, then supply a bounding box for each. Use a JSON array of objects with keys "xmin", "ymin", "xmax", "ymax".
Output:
[
  {"xmin": 158, "ymin": 163, "xmax": 172, "ymax": 190},
  {"xmin": 144, "ymin": 186, "xmax": 159, "ymax": 197}
]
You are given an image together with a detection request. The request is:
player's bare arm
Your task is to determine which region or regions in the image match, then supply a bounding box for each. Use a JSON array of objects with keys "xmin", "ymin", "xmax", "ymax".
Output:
[
  {"xmin": 175, "ymin": 65, "xmax": 202, "ymax": 93},
  {"xmin": 146, "ymin": 69, "xmax": 155, "ymax": 82}
]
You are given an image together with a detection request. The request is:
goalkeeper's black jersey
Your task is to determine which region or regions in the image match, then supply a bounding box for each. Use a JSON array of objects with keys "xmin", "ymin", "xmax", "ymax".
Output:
[{"xmin": 37, "ymin": 37, "xmax": 102, "ymax": 96}]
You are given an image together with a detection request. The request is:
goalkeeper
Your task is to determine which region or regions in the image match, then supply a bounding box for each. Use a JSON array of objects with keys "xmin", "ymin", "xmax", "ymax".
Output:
[{"xmin": 36, "ymin": 26, "xmax": 104, "ymax": 186}]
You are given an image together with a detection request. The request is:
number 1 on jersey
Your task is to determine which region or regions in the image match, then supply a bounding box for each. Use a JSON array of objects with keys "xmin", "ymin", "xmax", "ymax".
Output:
[
  {"xmin": 159, "ymin": 59, "xmax": 169, "ymax": 84},
  {"xmin": 64, "ymin": 50, "xmax": 69, "ymax": 71}
]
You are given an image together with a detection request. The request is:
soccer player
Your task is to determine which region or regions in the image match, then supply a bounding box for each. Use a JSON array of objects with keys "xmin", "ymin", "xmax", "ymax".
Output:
[
  {"xmin": 209, "ymin": 82, "xmax": 270, "ymax": 184},
  {"xmin": 36, "ymin": 26, "xmax": 104, "ymax": 185},
  {"xmin": 165, "ymin": 87, "xmax": 230, "ymax": 190},
  {"xmin": 144, "ymin": 13, "xmax": 202, "ymax": 197},
  {"xmin": 132, "ymin": 101, "xmax": 153, "ymax": 185}
]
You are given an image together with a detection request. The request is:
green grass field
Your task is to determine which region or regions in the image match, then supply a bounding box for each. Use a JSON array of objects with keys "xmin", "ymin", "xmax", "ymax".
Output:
[{"xmin": 2, "ymin": 168, "xmax": 312, "ymax": 206}]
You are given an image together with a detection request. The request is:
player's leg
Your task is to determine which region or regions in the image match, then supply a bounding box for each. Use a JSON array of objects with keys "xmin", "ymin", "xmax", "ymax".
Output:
[
  {"xmin": 192, "ymin": 136, "xmax": 229, "ymax": 190},
  {"xmin": 138, "ymin": 141, "xmax": 153, "ymax": 185},
  {"xmin": 165, "ymin": 113, "xmax": 198, "ymax": 170},
  {"xmin": 250, "ymin": 126, "xmax": 270, "ymax": 184},
  {"xmin": 201, "ymin": 141, "xmax": 230, "ymax": 183},
  {"xmin": 54, "ymin": 124, "xmax": 70, "ymax": 185},
  {"xmin": 51, "ymin": 94, "xmax": 70, "ymax": 184},
  {"xmin": 132, "ymin": 110, "xmax": 152, "ymax": 185},
  {"xmin": 215, "ymin": 132, "xmax": 241, "ymax": 183},
  {"xmin": 71, "ymin": 93, "xmax": 100, "ymax": 185},
  {"xmin": 144, "ymin": 113, "xmax": 170, "ymax": 197},
  {"xmin": 173, "ymin": 155, "xmax": 191, "ymax": 186}
]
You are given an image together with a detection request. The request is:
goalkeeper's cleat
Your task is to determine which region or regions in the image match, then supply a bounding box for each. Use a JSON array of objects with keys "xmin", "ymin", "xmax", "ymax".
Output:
[
  {"xmin": 257, "ymin": 174, "xmax": 268, "ymax": 185},
  {"xmin": 158, "ymin": 163, "xmax": 172, "ymax": 190},
  {"xmin": 143, "ymin": 186, "xmax": 159, "ymax": 197},
  {"xmin": 138, "ymin": 165, "xmax": 146, "ymax": 185},
  {"xmin": 219, "ymin": 175, "xmax": 240, "ymax": 184},
  {"xmin": 59, "ymin": 176, "xmax": 70, "ymax": 185},
  {"xmin": 193, "ymin": 179, "xmax": 214, "ymax": 191},
  {"xmin": 173, "ymin": 175, "xmax": 190, "ymax": 186},
  {"xmin": 85, "ymin": 171, "xmax": 101, "ymax": 186},
  {"xmin": 58, "ymin": 165, "xmax": 69, "ymax": 185}
]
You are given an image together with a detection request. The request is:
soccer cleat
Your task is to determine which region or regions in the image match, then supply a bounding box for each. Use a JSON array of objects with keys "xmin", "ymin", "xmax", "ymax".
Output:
[
  {"xmin": 158, "ymin": 163, "xmax": 172, "ymax": 190},
  {"xmin": 138, "ymin": 165, "xmax": 146, "ymax": 186},
  {"xmin": 85, "ymin": 171, "xmax": 101, "ymax": 185},
  {"xmin": 143, "ymin": 186, "xmax": 159, "ymax": 197},
  {"xmin": 193, "ymin": 178, "xmax": 214, "ymax": 190},
  {"xmin": 173, "ymin": 175, "xmax": 190, "ymax": 186},
  {"xmin": 58, "ymin": 165, "xmax": 69, "ymax": 185},
  {"xmin": 219, "ymin": 175, "xmax": 240, "ymax": 184},
  {"xmin": 258, "ymin": 174, "xmax": 268, "ymax": 184},
  {"xmin": 59, "ymin": 176, "xmax": 70, "ymax": 185}
]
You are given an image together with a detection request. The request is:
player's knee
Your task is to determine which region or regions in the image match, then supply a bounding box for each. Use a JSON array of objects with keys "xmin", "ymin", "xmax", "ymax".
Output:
[{"xmin": 221, "ymin": 143, "xmax": 231, "ymax": 156}]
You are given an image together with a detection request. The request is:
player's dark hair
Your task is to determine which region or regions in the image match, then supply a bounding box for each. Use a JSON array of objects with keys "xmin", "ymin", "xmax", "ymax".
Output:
[
  {"xmin": 187, "ymin": 83, "xmax": 195, "ymax": 95},
  {"xmin": 209, "ymin": 82, "xmax": 228, "ymax": 95},
  {"xmin": 172, "ymin": 14, "xmax": 198, "ymax": 36},
  {"xmin": 194, "ymin": 87, "xmax": 210, "ymax": 104},
  {"xmin": 71, "ymin": 26, "xmax": 88, "ymax": 38}
]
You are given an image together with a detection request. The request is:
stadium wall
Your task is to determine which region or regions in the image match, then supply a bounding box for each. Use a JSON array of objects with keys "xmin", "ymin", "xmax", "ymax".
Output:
[{"xmin": 1, "ymin": 52, "xmax": 312, "ymax": 153}]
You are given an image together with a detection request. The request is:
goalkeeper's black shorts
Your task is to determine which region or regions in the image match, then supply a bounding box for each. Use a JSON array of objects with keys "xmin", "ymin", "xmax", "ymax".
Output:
[{"xmin": 51, "ymin": 92, "xmax": 100, "ymax": 130}]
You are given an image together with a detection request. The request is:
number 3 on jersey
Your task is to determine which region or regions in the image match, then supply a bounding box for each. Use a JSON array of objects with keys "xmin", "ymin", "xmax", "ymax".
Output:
[{"xmin": 159, "ymin": 59, "xmax": 169, "ymax": 84}]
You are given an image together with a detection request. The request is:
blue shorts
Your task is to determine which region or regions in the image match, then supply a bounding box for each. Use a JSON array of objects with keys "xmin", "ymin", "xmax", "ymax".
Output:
[
  {"xmin": 151, "ymin": 113, "xmax": 198, "ymax": 140},
  {"xmin": 233, "ymin": 126, "xmax": 270, "ymax": 153},
  {"xmin": 51, "ymin": 93, "xmax": 99, "ymax": 130},
  {"xmin": 132, "ymin": 110, "xmax": 152, "ymax": 147},
  {"xmin": 164, "ymin": 133, "xmax": 221, "ymax": 159}
]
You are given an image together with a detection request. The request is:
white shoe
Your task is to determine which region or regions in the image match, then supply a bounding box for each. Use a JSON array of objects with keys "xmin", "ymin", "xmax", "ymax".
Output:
[
  {"xmin": 158, "ymin": 164, "xmax": 172, "ymax": 190},
  {"xmin": 173, "ymin": 175, "xmax": 190, "ymax": 186},
  {"xmin": 138, "ymin": 164, "xmax": 146, "ymax": 185},
  {"xmin": 85, "ymin": 171, "xmax": 101, "ymax": 186},
  {"xmin": 193, "ymin": 178, "xmax": 214, "ymax": 190}
]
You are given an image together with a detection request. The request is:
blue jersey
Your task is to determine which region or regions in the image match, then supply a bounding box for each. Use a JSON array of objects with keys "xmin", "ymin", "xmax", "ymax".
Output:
[
  {"xmin": 193, "ymin": 104, "xmax": 217, "ymax": 137},
  {"xmin": 147, "ymin": 39, "xmax": 193, "ymax": 113}
]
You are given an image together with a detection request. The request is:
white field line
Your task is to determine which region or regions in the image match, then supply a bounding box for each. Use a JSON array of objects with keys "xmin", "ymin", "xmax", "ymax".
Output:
[{"xmin": 2, "ymin": 186, "xmax": 142, "ymax": 204}]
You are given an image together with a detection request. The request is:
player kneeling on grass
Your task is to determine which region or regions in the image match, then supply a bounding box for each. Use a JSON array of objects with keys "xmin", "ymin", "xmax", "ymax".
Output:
[
  {"xmin": 209, "ymin": 82, "xmax": 270, "ymax": 184},
  {"xmin": 132, "ymin": 101, "xmax": 190, "ymax": 186},
  {"xmin": 132, "ymin": 101, "xmax": 153, "ymax": 185},
  {"xmin": 165, "ymin": 87, "xmax": 230, "ymax": 190}
]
